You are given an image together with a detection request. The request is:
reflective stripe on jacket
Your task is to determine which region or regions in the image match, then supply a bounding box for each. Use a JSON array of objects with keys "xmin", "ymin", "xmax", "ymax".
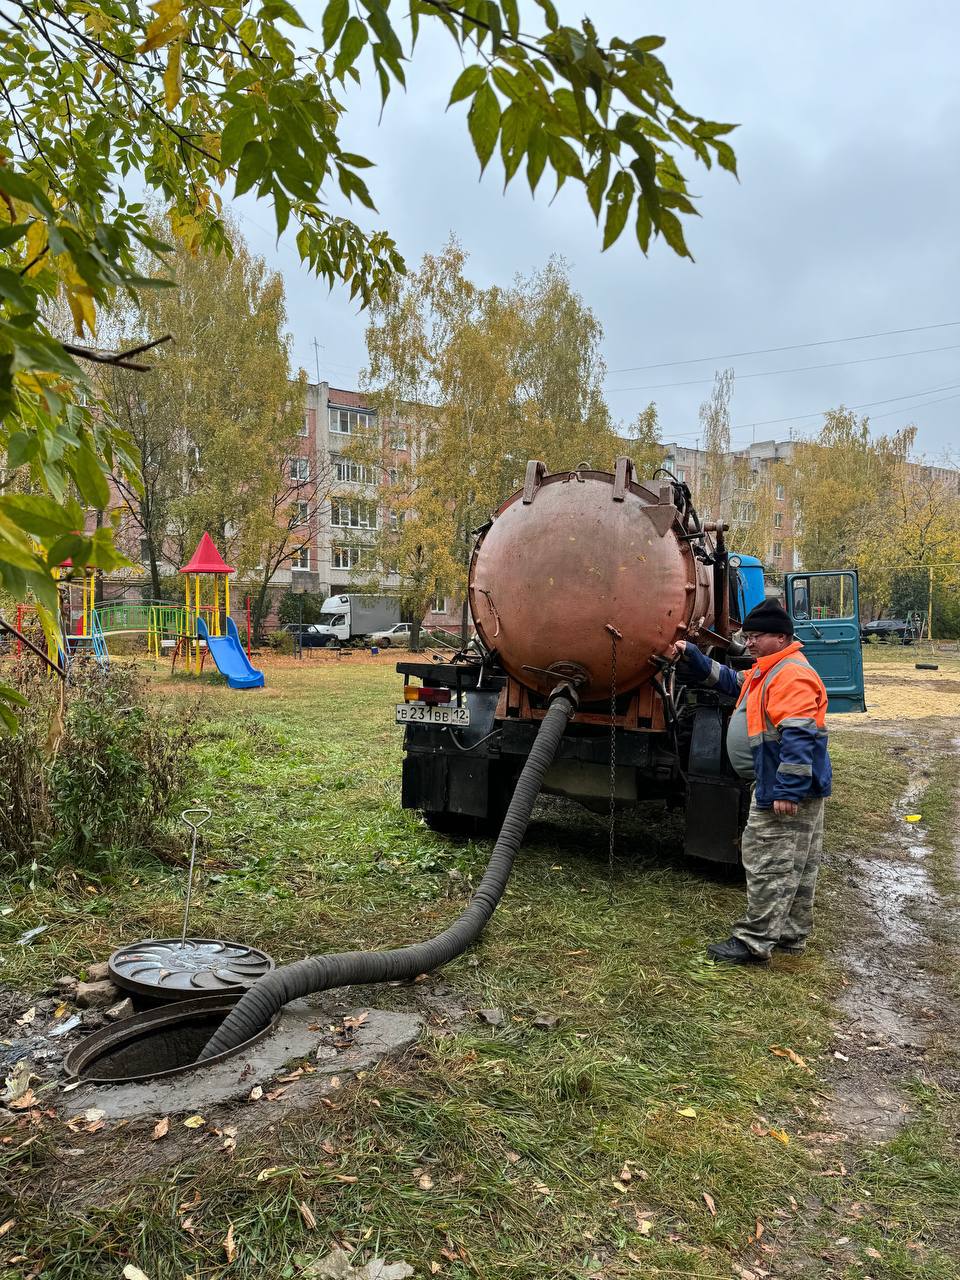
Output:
[{"xmin": 681, "ymin": 640, "xmax": 832, "ymax": 808}]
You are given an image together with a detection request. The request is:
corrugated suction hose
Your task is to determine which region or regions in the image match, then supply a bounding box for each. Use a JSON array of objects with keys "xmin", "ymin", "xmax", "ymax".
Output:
[{"xmin": 197, "ymin": 687, "xmax": 578, "ymax": 1060}]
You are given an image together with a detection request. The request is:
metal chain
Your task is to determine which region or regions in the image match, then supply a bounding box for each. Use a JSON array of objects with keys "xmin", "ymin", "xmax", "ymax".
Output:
[{"xmin": 605, "ymin": 624, "xmax": 622, "ymax": 899}]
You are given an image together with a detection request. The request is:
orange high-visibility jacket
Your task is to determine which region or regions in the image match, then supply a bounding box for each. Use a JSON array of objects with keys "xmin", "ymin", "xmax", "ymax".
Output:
[{"xmin": 684, "ymin": 640, "xmax": 832, "ymax": 808}]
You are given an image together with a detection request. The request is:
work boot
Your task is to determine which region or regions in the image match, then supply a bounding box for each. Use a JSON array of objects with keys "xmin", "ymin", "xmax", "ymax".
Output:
[{"xmin": 706, "ymin": 937, "xmax": 768, "ymax": 965}]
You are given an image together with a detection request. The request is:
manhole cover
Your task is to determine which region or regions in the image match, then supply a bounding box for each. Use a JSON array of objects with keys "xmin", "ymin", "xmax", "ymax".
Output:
[{"xmin": 108, "ymin": 938, "xmax": 273, "ymax": 999}]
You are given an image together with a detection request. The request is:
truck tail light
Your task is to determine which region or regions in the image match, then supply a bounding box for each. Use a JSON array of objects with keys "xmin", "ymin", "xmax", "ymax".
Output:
[{"xmin": 403, "ymin": 685, "xmax": 451, "ymax": 704}]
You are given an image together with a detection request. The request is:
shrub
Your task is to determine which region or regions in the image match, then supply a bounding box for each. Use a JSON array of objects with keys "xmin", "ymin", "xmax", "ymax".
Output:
[
  {"xmin": 0, "ymin": 660, "xmax": 193, "ymax": 875},
  {"xmin": 263, "ymin": 630, "xmax": 295, "ymax": 654}
]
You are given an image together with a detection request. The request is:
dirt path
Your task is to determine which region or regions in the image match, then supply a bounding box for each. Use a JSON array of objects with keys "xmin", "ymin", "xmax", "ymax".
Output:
[
  {"xmin": 826, "ymin": 721, "xmax": 960, "ymax": 1138},
  {"xmin": 777, "ymin": 718, "xmax": 960, "ymax": 1275}
]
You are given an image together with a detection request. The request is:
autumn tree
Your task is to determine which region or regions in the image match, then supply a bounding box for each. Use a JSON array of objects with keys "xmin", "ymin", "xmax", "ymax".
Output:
[
  {"xmin": 0, "ymin": 0, "xmax": 737, "ymax": 719},
  {"xmin": 360, "ymin": 240, "xmax": 621, "ymax": 644},
  {"xmin": 621, "ymin": 402, "xmax": 663, "ymax": 478},
  {"xmin": 694, "ymin": 368, "xmax": 735, "ymax": 522},
  {"xmin": 863, "ymin": 458, "xmax": 960, "ymax": 634},
  {"xmin": 100, "ymin": 221, "xmax": 313, "ymax": 611},
  {"xmin": 788, "ymin": 408, "xmax": 914, "ymax": 608}
]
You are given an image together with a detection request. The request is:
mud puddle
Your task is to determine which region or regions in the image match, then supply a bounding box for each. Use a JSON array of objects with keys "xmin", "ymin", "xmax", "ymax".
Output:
[{"xmin": 826, "ymin": 727, "xmax": 960, "ymax": 1142}]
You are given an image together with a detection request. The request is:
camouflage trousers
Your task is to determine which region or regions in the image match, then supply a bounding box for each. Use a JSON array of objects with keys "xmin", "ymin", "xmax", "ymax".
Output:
[{"xmin": 732, "ymin": 794, "xmax": 825, "ymax": 957}]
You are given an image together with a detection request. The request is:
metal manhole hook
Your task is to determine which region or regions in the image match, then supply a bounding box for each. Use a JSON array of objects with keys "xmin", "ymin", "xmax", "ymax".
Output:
[{"xmin": 179, "ymin": 807, "xmax": 212, "ymax": 948}]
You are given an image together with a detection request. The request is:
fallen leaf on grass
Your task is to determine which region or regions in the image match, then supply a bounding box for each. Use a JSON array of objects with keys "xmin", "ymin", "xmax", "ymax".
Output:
[
  {"xmin": 298, "ymin": 1201, "xmax": 317, "ymax": 1230},
  {"xmin": 257, "ymin": 1167, "xmax": 280, "ymax": 1182},
  {"xmin": 417, "ymin": 1173, "xmax": 433, "ymax": 1190},
  {"xmin": 819, "ymin": 1164, "xmax": 847, "ymax": 1177},
  {"xmin": 676, "ymin": 1106, "xmax": 697, "ymax": 1118},
  {"xmin": 864, "ymin": 1247, "xmax": 882, "ymax": 1260},
  {"xmin": 299, "ymin": 1247, "xmax": 414, "ymax": 1279},
  {"xmin": 248, "ymin": 1085, "xmax": 263, "ymax": 1101},
  {"xmin": 429, "ymin": 1264, "xmax": 441, "ymax": 1275},
  {"xmin": 334, "ymin": 1174, "xmax": 358, "ymax": 1184},
  {"xmin": 770, "ymin": 1045, "xmax": 811, "ymax": 1072},
  {"xmin": 15, "ymin": 1007, "xmax": 36, "ymax": 1026},
  {"xmin": 223, "ymin": 1223, "xmax": 236, "ymax": 1263},
  {"xmin": 343, "ymin": 1012, "xmax": 369, "ymax": 1029},
  {"xmin": 9, "ymin": 1090, "xmax": 37, "ymax": 1111},
  {"xmin": 0, "ymin": 1219, "xmax": 15, "ymax": 1236},
  {"xmin": 634, "ymin": 1211, "xmax": 654, "ymax": 1236},
  {"xmin": 183, "ymin": 1115, "xmax": 205, "ymax": 1129},
  {"xmin": 702, "ymin": 1192, "xmax": 717, "ymax": 1216},
  {"xmin": 151, "ymin": 1117, "xmax": 169, "ymax": 1141},
  {"xmin": 618, "ymin": 1163, "xmax": 632, "ymax": 1183},
  {"xmin": 122, "ymin": 1266, "xmax": 152, "ymax": 1280}
]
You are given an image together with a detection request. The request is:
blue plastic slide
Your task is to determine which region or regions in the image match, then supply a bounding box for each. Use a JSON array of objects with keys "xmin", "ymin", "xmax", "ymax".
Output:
[{"xmin": 196, "ymin": 617, "xmax": 265, "ymax": 690}]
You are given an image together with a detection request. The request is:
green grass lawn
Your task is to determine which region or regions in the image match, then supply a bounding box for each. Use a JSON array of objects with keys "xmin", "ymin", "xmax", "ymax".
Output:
[{"xmin": 2, "ymin": 659, "xmax": 958, "ymax": 1279}]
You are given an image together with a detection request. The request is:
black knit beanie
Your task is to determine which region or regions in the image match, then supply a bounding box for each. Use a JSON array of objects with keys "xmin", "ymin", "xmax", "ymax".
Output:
[{"xmin": 741, "ymin": 600, "xmax": 794, "ymax": 636}]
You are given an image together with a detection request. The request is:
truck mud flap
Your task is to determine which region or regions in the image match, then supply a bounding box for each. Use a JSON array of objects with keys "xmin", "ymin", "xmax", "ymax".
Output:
[
  {"xmin": 402, "ymin": 752, "xmax": 492, "ymax": 819},
  {"xmin": 684, "ymin": 777, "xmax": 748, "ymax": 864}
]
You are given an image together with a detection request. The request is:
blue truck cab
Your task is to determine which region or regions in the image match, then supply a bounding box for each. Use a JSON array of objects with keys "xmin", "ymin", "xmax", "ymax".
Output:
[
  {"xmin": 729, "ymin": 553, "xmax": 766, "ymax": 621},
  {"xmin": 728, "ymin": 553, "xmax": 865, "ymax": 715}
]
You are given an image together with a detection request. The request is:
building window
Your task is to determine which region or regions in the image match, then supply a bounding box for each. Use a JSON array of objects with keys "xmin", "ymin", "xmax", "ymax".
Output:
[
  {"xmin": 433, "ymin": 595, "xmax": 447, "ymax": 613},
  {"xmin": 774, "ymin": 511, "xmax": 783, "ymax": 529},
  {"xmin": 330, "ymin": 497, "xmax": 379, "ymax": 529},
  {"xmin": 290, "ymin": 457, "xmax": 310, "ymax": 483},
  {"xmin": 388, "ymin": 467, "xmax": 399, "ymax": 485},
  {"xmin": 329, "ymin": 407, "xmax": 373, "ymax": 435},
  {"xmin": 292, "ymin": 501, "xmax": 309, "ymax": 526},
  {"xmin": 332, "ymin": 543, "xmax": 376, "ymax": 570},
  {"xmin": 736, "ymin": 502, "xmax": 756, "ymax": 523},
  {"xmin": 299, "ymin": 414, "xmax": 310, "ymax": 437},
  {"xmin": 772, "ymin": 541, "xmax": 783, "ymax": 560},
  {"xmin": 335, "ymin": 460, "xmax": 374, "ymax": 484},
  {"xmin": 776, "ymin": 483, "xmax": 785, "ymax": 500},
  {"xmin": 291, "ymin": 545, "xmax": 310, "ymax": 570},
  {"xmin": 389, "ymin": 510, "xmax": 402, "ymax": 531},
  {"xmin": 389, "ymin": 427, "xmax": 406, "ymax": 449},
  {"xmin": 676, "ymin": 468, "xmax": 686, "ymax": 482}
]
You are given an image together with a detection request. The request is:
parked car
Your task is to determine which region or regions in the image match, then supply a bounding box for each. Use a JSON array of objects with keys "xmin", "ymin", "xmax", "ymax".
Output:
[
  {"xmin": 860, "ymin": 618, "xmax": 913, "ymax": 644},
  {"xmin": 369, "ymin": 622, "xmax": 413, "ymax": 648},
  {"xmin": 276, "ymin": 623, "xmax": 332, "ymax": 648}
]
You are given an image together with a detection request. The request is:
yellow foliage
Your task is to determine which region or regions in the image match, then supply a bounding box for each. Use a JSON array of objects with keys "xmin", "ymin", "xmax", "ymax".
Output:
[
  {"xmin": 139, "ymin": 0, "xmax": 187, "ymax": 53},
  {"xmin": 163, "ymin": 41, "xmax": 183, "ymax": 111}
]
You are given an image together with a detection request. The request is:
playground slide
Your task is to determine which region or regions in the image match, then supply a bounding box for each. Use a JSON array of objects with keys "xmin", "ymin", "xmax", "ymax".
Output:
[{"xmin": 196, "ymin": 618, "xmax": 265, "ymax": 690}]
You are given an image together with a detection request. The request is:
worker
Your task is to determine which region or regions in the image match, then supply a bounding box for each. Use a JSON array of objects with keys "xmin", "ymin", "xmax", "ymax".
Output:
[{"xmin": 667, "ymin": 600, "xmax": 832, "ymax": 964}]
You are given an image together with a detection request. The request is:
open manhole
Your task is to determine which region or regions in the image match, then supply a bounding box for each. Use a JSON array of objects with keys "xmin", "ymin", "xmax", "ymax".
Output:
[
  {"xmin": 108, "ymin": 938, "xmax": 273, "ymax": 999},
  {"xmin": 64, "ymin": 995, "xmax": 280, "ymax": 1084}
]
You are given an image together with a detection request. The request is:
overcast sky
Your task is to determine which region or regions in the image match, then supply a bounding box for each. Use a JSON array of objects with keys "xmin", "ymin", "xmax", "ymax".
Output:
[{"xmin": 236, "ymin": 1, "xmax": 960, "ymax": 459}]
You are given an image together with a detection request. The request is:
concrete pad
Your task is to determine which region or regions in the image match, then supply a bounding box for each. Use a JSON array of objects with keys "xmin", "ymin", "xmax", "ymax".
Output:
[{"xmin": 65, "ymin": 1000, "xmax": 421, "ymax": 1120}]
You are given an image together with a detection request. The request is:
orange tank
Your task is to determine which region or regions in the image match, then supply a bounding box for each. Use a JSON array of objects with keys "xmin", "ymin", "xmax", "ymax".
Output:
[{"xmin": 468, "ymin": 459, "xmax": 719, "ymax": 704}]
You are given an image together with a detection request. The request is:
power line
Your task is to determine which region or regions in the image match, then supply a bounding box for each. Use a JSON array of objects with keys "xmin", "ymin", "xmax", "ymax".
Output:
[
  {"xmin": 661, "ymin": 378, "xmax": 960, "ymax": 443},
  {"xmin": 608, "ymin": 319, "xmax": 960, "ymax": 374},
  {"xmin": 608, "ymin": 340, "xmax": 960, "ymax": 393}
]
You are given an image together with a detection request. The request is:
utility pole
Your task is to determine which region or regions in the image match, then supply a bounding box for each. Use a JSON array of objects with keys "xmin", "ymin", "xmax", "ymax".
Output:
[{"xmin": 312, "ymin": 337, "xmax": 323, "ymax": 387}]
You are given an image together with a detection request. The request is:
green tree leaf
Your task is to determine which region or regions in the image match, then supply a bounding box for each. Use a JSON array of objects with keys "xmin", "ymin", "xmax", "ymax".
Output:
[{"xmin": 468, "ymin": 83, "xmax": 501, "ymax": 173}]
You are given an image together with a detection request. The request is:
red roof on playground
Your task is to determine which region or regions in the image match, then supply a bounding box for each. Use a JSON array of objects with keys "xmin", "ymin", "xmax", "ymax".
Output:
[{"xmin": 180, "ymin": 533, "xmax": 234, "ymax": 575}]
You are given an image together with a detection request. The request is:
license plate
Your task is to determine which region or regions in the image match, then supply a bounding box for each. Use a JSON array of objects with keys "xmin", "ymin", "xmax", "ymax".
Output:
[{"xmin": 396, "ymin": 703, "xmax": 470, "ymax": 726}]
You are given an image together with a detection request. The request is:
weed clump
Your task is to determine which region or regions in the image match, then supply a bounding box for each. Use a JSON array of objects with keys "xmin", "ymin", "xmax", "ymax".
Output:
[{"xmin": 0, "ymin": 659, "xmax": 193, "ymax": 874}]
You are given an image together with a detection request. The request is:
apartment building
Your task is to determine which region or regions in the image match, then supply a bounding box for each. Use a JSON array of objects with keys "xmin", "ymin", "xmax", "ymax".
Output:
[{"xmin": 661, "ymin": 438, "xmax": 800, "ymax": 570}]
